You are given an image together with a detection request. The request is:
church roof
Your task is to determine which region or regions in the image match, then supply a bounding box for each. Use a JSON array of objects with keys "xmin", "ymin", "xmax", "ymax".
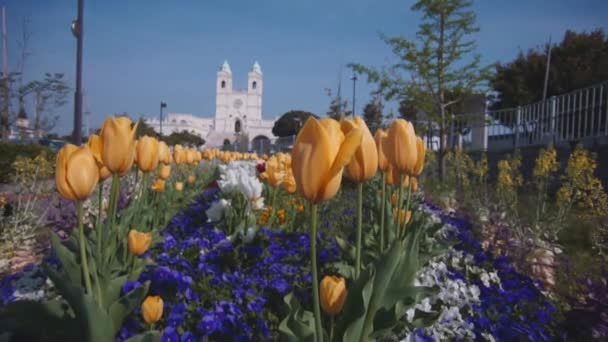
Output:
[
  {"xmin": 220, "ymin": 60, "xmax": 232, "ymax": 73},
  {"xmin": 252, "ymin": 61, "xmax": 262, "ymax": 74}
]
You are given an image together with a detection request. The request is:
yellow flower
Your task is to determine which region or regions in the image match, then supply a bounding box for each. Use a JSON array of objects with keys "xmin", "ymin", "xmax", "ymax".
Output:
[
  {"xmin": 87, "ymin": 134, "xmax": 111, "ymax": 180},
  {"xmin": 55, "ymin": 144, "xmax": 99, "ymax": 201},
  {"xmin": 394, "ymin": 209, "xmax": 412, "ymax": 225},
  {"xmin": 384, "ymin": 119, "xmax": 418, "ymax": 176},
  {"xmin": 296, "ymin": 204, "xmax": 304, "ymax": 212},
  {"xmin": 158, "ymin": 141, "xmax": 172, "ymax": 164},
  {"xmin": 175, "ymin": 182, "xmax": 184, "ymax": 192},
  {"xmin": 159, "ymin": 164, "xmax": 171, "ymax": 180},
  {"xmin": 100, "ymin": 116, "xmax": 138, "ymax": 175},
  {"xmin": 128, "ymin": 229, "xmax": 152, "ymax": 256},
  {"xmin": 320, "ymin": 275, "xmax": 347, "ymax": 315},
  {"xmin": 187, "ymin": 175, "xmax": 196, "ymax": 184},
  {"xmin": 142, "ymin": 296, "xmax": 163, "ymax": 324},
  {"xmin": 340, "ymin": 117, "xmax": 378, "ymax": 182},
  {"xmin": 374, "ymin": 128, "xmax": 389, "ymax": 172},
  {"xmin": 174, "ymin": 145, "xmax": 186, "ymax": 164},
  {"xmin": 291, "ymin": 117, "xmax": 362, "ymax": 203},
  {"xmin": 151, "ymin": 178, "xmax": 166, "ymax": 193},
  {"xmin": 136, "ymin": 136, "xmax": 160, "ymax": 172},
  {"xmin": 412, "ymin": 137, "xmax": 425, "ymax": 177}
]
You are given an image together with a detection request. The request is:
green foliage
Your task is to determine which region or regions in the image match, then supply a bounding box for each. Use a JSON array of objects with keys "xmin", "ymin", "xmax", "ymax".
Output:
[
  {"xmin": 362, "ymin": 96, "xmax": 384, "ymax": 133},
  {"xmin": 162, "ymin": 130, "xmax": 205, "ymax": 146},
  {"xmin": 0, "ymin": 142, "xmax": 56, "ymax": 183},
  {"xmin": 272, "ymin": 110, "xmax": 319, "ymax": 137},
  {"xmin": 491, "ymin": 28, "xmax": 608, "ymax": 109}
]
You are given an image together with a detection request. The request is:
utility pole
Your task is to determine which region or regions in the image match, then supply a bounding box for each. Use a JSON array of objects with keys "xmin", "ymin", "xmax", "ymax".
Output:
[
  {"xmin": 351, "ymin": 74, "xmax": 357, "ymax": 117},
  {"xmin": 160, "ymin": 101, "xmax": 167, "ymax": 136},
  {"xmin": 71, "ymin": 0, "xmax": 84, "ymax": 145},
  {"xmin": 1, "ymin": 7, "xmax": 9, "ymax": 141},
  {"xmin": 542, "ymin": 35, "xmax": 552, "ymax": 102}
]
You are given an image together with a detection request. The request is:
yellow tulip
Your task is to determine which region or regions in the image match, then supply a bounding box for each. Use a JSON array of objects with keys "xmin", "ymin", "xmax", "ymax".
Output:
[
  {"xmin": 340, "ymin": 117, "xmax": 378, "ymax": 183},
  {"xmin": 186, "ymin": 148, "xmax": 196, "ymax": 164},
  {"xmin": 159, "ymin": 164, "xmax": 171, "ymax": 180},
  {"xmin": 158, "ymin": 141, "xmax": 172, "ymax": 164},
  {"xmin": 320, "ymin": 275, "xmax": 347, "ymax": 315},
  {"xmin": 151, "ymin": 178, "xmax": 166, "ymax": 192},
  {"xmin": 374, "ymin": 128, "xmax": 389, "ymax": 172},
  {"xmin": 142, "ymin": 296, "xmax": 163, "ymax": 324},
  {"xmin": 385, "ymin": 164, "xmax": 398, "ymax": 185},
  {"xmin": 136, "ymin": 136, "xmax": 160, "ymax": 173},
  {"xmin": 55, "ymin": 144, "xmax": 99, "ymax": 201},
  {"xmin": 187, "ymin": 175, "xmax": 196, "ymax": 184},
  {"xmin": 412, "ymin": 137, "xmax": 426, "ymax": 177},
  {"xmin": 128, "ymin": 229, "xmax": 152, "ymax": 256},
  {"xmin": 175, "ymin": 182, "xmax": 184, "ymax": 192},
  {"xmin": 394, "ymin": 209, "xmax": 412, "ymax": 225},
  {"xmin": 100, "ymin": 116, "xmax": 138, "ymax": 175},
  {"xmin": 384, "ymin": 119, "xmax": 418, "ymax": 176},
  {"xmin": 292, "ymin": 117, "xmax": 362, "ymax": 203},
  {"xmin": 87, "ymin": 134, "xmax": 111, "ymax": 180},
  {"xmin": 174, "ymin": 144, "xmax": 186, "ymax": 164}
]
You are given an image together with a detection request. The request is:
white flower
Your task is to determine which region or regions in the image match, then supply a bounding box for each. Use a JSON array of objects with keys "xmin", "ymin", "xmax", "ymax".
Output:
[
  {"xmin": 206, "ymin": 199, "xmax": 231, "ymax": 222},
  {"xmin": 243, "ymin": 227, "xmax": 257, "ymax": 243},
  {"xmin": 251, "ymin": 197, "xmax": 265, "ymax": 210}
]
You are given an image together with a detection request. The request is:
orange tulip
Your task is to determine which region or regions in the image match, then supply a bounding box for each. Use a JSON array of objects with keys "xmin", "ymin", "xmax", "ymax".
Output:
[
  {"xmin": 142, "ymin": 296, "xmax": 163, "ymax": 324},
  {"xmin": 187, "ymin": 175, "xmax": 196, "ymax": 184},
  {"xmin": 320, "ymin": 275, "xmax": 347, "ymax": 315},
  {"xmin": 100, "ymin": 116, "xmax": 138, "ymax": 175},
  {"xmin": 136, "ymin": 136, "xmax": 160, "ymax": 172},
  {"xmin": 384, "ymin": 119, "xmax": 418, "ymax": 176},
  {"xmin": 413, "ymin": 137, "xmax": 426, "ymax": 177},
  {"xmin": 394, "ymin": 209, "xmax": 412, "ymax": 225},
  {"xmin": 374, "ymin": 128, "xmax": 389, "ymax": 172},
  {"xmin": 159, "ymin": 164, "xmax": 171, "ymax": 180},
  {"xmin": 87, "ymin": 134, "xmax": 111, "ymax": 180},
  {"xmin": 55, "ymin": 144, "xmax": 99, "ymax": 201},
  {"xmin": 291, "ymin": 117, "xmax": 362, "ymax": 203},
  {"xmin": 158, "ymin": 141, "xmax": 172, "ymax": 164},
  {"xmin": 128, "ymin": 229, "xmax": 152, "ymax": 256},
  {"xmin": 151, "ymin": 178, "xmax": 166, "ymax": 192},
  {"xmin": 175, "ymin": 182, "xmax": 184, "ymax": 192},
  {"xmin": 340, "ymin": 117, "xmax": 378, "ymax": 182}
]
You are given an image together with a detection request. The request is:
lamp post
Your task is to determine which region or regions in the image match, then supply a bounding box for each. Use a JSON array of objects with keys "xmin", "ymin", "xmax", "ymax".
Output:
[
  {"xmin": 351, "ymin": 74, "xmax": 358, "ymax": 117},
  {"xmin": 292, "ymin": 117, "xmax": 302, "ymax": 147},
  {"xmin": 159, "ymin": 101, "xmax": 167, "ymax": 136},
  {"xmin": 71, "ymin": 0, "xmax": 84, "ymax": 145}
]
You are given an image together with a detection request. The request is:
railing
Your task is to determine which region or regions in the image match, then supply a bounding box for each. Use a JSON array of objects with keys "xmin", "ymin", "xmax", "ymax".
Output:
[{"xmin": 456, "ymin": 81, "xmax": 608, "ymax": 151}]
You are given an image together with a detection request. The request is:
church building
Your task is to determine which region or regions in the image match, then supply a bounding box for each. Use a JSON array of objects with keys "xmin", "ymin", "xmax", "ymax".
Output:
[{"xmin": 146, "ymin": 61, "xmax": 277, "ymax": 150}]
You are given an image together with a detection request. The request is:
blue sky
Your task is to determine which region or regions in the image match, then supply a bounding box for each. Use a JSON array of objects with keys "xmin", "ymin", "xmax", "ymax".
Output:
[{"xmin": 4, "ymin": 0, "xmax": 608, "ymax": 134}]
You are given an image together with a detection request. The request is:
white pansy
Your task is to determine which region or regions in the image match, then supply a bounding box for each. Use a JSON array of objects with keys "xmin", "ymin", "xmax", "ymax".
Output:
[
  {"xmin": 243, "ymin": 227, "xmax": 257, "ymax": 243},
  {"xmin": 205, "ymin": 199, "xmax": 232, "ymax": 222}
]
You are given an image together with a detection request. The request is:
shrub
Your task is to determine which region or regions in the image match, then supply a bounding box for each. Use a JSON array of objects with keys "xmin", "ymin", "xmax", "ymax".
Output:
[{"xmin": 0, "ymin": 143, "xmax": 56, "ymax": 184}]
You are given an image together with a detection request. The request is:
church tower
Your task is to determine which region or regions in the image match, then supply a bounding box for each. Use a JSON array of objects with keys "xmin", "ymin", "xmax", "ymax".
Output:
[
  {"xmin": 246, "ymin": 61, "xmax": 263, "ymax": 120},
  {"xmin": 215, "ymin": 60, "xmax": 232, "ymax": 119}
]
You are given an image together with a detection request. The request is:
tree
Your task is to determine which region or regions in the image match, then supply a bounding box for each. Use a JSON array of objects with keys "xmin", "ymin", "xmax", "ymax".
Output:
[
  {"xmin": 135, "ymin": 117, "xmax": 159, "ymax": 139},
  {"xmin": 362, "ymin": 95, "xmax": 383, "ymax": 133},
  {"xmin": 162, "ymin": 130, "xmax": 205, "ymax": 147},
  {"xmin": 351, "ymin": 0, "xmax": 490, "ymax": 180},
  {"xmin": 271, "ymin": 110, "xmax": 318, "ymax": 137},
  {"xmin": 325, "ymin": 88, "xmax": 351, "ymax": 120},
  {"xmin": 18, "ymin": 73, "xmax": 70, "ymax": 136},
  {"xmin": 491, "ymin": 29, "xmax": 608, "ymax": 109}
]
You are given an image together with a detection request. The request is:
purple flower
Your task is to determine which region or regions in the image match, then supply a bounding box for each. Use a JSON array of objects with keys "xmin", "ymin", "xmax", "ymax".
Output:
[{"xmin": 161, "ymin": 326, "xmax": 179, "ymax": 342}]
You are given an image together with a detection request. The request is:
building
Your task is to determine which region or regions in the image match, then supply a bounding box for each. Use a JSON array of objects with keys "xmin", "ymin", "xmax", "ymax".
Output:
[{"xmin": 146, "ymin": 61, "xmax": 277, "ymax": 151}]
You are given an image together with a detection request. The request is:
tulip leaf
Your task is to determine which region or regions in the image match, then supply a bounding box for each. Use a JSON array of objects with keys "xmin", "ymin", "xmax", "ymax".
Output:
[
  {"xmin": 124, "ymin": 331, "xmax": 162, "ymax": 342},
  {"xmin": 50, "ymin": 232, "xmax": 81, "ymax": 286},
  {"xmin": 331, "ymin": 262, "xmax": 355, "ymax": 279},
  {"xmin": 278, "ymin": 293, "xmax": 315, "ymax": 342},
  {"xmin": 335, "ymin": 236, "xmax": 356, "ymax": 260},
  {"xmin": 0, "ymin": 299, "xmax": 75, "ymax": 340},
  {"xmin": 337, "ymin": 268, "xmax": 375, "ymax": 342},
  {"xmin": 103, "ymin": 274, "xmax": 127, "ymax": 310},
  {"xmin": 109, "ymin": 281, "xmax": 150, "ymax": 335}
]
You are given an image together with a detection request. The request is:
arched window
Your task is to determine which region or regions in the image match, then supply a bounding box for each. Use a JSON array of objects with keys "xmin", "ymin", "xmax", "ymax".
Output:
[
  {"xmin": 235, "ymin": 119, "xmax": 242, "ymax": 133},
  {"xmin": 221, "ymin": 80, "xmax": 226, "ymax": 88},
  {"xmin": 252, "ymin": 81, "xmax": 257, "ymax": 90}
]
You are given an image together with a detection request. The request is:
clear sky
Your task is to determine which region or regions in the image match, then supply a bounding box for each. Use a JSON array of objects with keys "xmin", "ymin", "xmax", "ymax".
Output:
[{"xmin": 3, "ymin": 0, "xmax": 608, "ymax": 135}]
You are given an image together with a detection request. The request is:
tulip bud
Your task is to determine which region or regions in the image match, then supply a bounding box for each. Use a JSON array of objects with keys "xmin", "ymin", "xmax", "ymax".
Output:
[
  {"xmin": 56, "ymin": 144, "xmax": 99, "ymax": 201},
  {"xmin": 374, "ymin": 128, "xmax": 389, "ymax": 172},
  {"xmin": 128, "ymin": 229, "xmax": 152, "ymax": 256},
  {"xmin": 87, "ymin": 134, "xmax": 111, "ymax": 180},
  {"xmin": 136, "ymin": 136, "xmax": 160, "ymax": 172},
  {"xmin": 175, "ymin": 182, "xmax": 184, "ymax": 192},
  {"xmin": 340, "ymin": 117, "xmax": 378, "ymax": 183},
  {"xmin": 385, "ymin": 164, "xmax": 399, "ymax": 186},
  {"xmin": 159, "ymin": 164, "xmax": 171, "ymax": 180},
  {"xmin": 412, "ymin": 137, "xmax": 426, "ymax": 177},
  {"xmin": 320, "ymin": 275, "xmax": 347, "ymax": 315},
  {"xmin": 187, "ymin": 175, "xmax": 196, "ymax": 184},
  {"xmin": 391, "ymin": 192, "xmax": 398, "ymax": 208},
  {"xmin": 384, "ymin": 119, "xmax": 418, "ymax": 176},
  {"xmin": 394, "ymin": 209, "xmax": 412, "ymax": 225},
  {"xmin": 292, "ymin": 117, "xmax": 363, "ymax": 203},
  {"xmin": 158, "ymin": 141, "xmax": 172, "ymax": 164},
  {"xmin": 151, "ymin": 178, "xmax": 166, "ymax": 193},
  {"xmin": 100, "ymin": 116, "xmax": 138, "ymax": 175},
  {"xmin": 142, "ymin": 296, "xmax": 163, "ymax": 324}
]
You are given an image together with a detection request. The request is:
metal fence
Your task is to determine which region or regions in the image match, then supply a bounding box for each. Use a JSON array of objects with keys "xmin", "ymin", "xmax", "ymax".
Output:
[{"xmin": 457, "ymin": 81, "xmax": 608, "ymax": 151}]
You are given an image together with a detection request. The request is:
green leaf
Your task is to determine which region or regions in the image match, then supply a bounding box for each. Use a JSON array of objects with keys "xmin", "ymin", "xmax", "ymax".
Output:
[
  {"xmin": 124, "ymin": 331, "xmax": 162, "ymax": 342},
  {"xmin": 109, "ymin": 281, "xmax": 150, "ymax": 335},
  {"xmin": 340, "ymin": 267, "xmax": 376, "ymax": 342},
  {"xmin": 103, "ymin": 274, "xmax": 127, "ymax": 310},
  {"xmin": 278, "ymin": 293, "xmax": 315, "ymax": 342},
  {"xmin": 332, "ymin": 262, "xmax": 355, "ymax": 279},
  {"xmin": 335, "ymin": 236, "xmax": 356, "ymax": 260},
  {"xmin": 50, "ymin": 232, "xmax": 81, "ymax": 286},
  {"xmin": 412, "ymin": 310, "xmax": 441, "ymax": 328}
]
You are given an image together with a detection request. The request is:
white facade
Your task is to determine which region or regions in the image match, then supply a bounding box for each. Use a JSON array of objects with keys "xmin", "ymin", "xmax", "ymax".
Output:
[{"xmin": 146, "ymin": 61, "xmax": 276, "ymax": 148}]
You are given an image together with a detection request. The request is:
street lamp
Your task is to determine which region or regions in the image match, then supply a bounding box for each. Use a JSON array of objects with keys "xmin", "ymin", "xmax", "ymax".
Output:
[
  {"xmin": 292, "ymin": 117, "xmax": 302, "ymax": 147},
  {"xmin": 159, "ymin": 101, "xmax": 167, "ymax": 136},
  {"xmin": 71, "ymin": 0, "xmax": 84, "ymax": 145},
  {"xmin": 351, "ymin": 74, "xmax": 358, "ymax": 117}
]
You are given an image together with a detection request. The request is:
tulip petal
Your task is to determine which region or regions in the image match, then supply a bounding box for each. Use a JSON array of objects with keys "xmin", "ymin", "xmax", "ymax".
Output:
[
  {"xmin": 328, "ymin": 127, "xmax": 363, "ymax": 178},
  {"xmin": 56, "ymin": 144, "xmax": 79, "ymax": 200},
  {"xmin": 66, "ymin": 146, "xmax": 99, "ymax": 200}
]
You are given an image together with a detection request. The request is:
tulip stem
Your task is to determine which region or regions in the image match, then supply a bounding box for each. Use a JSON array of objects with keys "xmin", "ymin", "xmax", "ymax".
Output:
[
  {"xmin": 78, "ymin": 202, "xmax": 94, "ymax": 296},
  {"xmin": 397, "ymin": 173, "xmax": 404, "ymax": 240},
  {"xmin": 330, "ymin": 316, "xmax": 335, "ymax": 341},
  {"xmin": 355, "ymin": 182, "xmax": 363, "ymax": 280},
  {"xmin": 380, "ymin": 173, "xmax": 386, "ymax": 253},
  {"xmin": 309, "ymin": 203, "xmax": 323, "ymax": 342},
  {"xmin": 96, "ymin": 183, "xmax": 103, "ymax": 258},
  {"xmin": 401, "ymin": 181, "xmax": 413, "ymax": 238}
]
